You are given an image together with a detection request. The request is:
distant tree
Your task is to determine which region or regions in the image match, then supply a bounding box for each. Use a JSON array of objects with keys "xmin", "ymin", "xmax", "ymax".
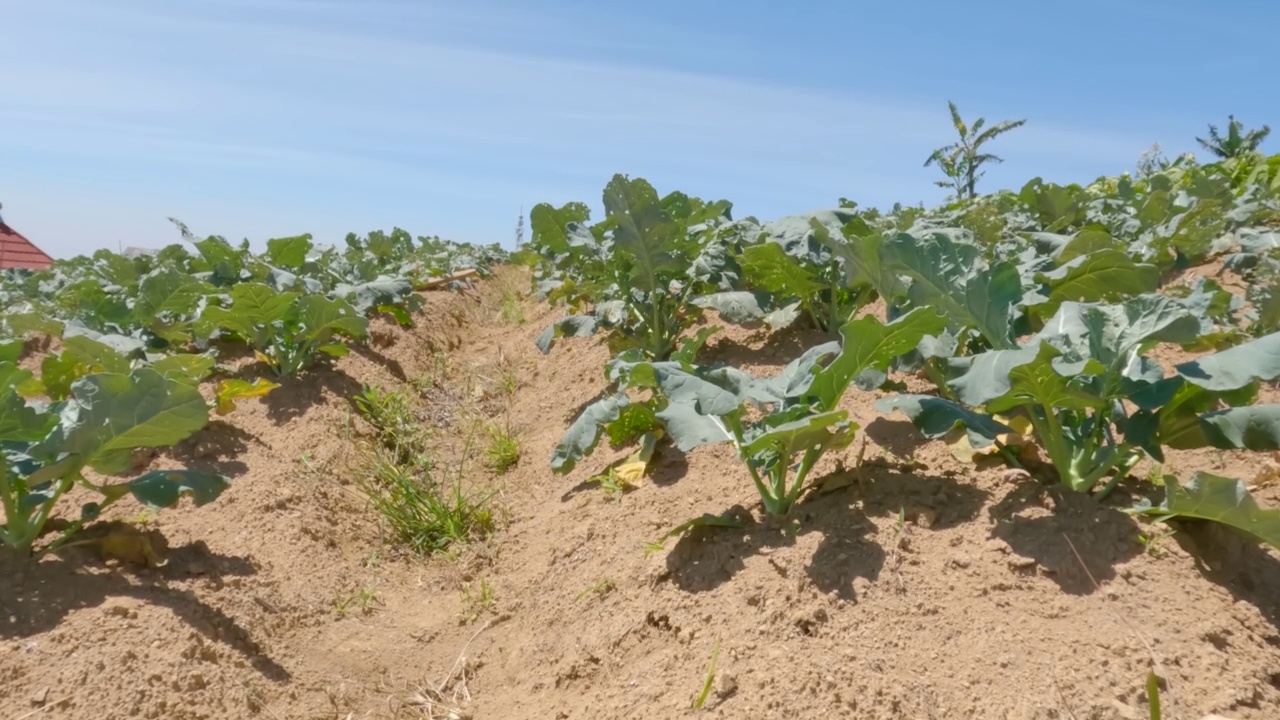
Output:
[
  {"xmin": 925, "ymin": 101, "xmax": 1026, "ymax": 200},
  {"xmin": 1196, "ymin": 115, "xmax": 1271, "ymax": 159}
]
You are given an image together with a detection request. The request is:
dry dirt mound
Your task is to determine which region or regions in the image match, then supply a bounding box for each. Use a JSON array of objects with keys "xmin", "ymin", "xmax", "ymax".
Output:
[{"xmin": 3, "ymin": 268, "xmax": 1280, "ymax": 720}]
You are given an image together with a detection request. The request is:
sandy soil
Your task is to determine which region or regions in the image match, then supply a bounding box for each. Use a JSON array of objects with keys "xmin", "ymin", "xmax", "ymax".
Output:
[{"xmin": 3, "ymin": 267, "xmax": 1279, "ymax": 720}]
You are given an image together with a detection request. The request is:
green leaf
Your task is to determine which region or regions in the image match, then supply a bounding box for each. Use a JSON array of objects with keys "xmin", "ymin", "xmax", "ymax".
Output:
[
  {"xmin": 692, "ymin": 291, "xmax": 770, "ymax": 324},
  {"xmin": 135, "ymin": 269, "xmax": 209, "ymax": 319},
  {"xmin": 0, "ymin": 364, "xmax": 55, "ymax": 441},
  {"xmin": 1133, "ymin": 472, "xmax": 1280, "ymax": 549},
  {"xmin": 1032, "ymin": 250, "xmax": 1161, "ymax": 318},
  {"xmin": 1198, "ymin": 405, "xmax": 1280, "ymax": 451},
  {"xmin": 602, "ymin": 174, "xmax": 680, "ymax": 293},
  {"xmin": 739, "ymin": 242, "xmax": 823, "ymax": 303},
  {"xmin": 535, "ymin": 315, "xmax": 597, "ymax": 354},
  {"xmin": 552, "ymin": 395, "xmax": 627, "ymax": 474},
  {"xmin": 1174, "ymin": 331, "xmax": 1280, "ymax": 392},
  {"xmin": 127, "ymin": 469, "xmax": 231, "ymax": 509},
  {"xmin": 43, "ymin": 368, "xmax": 212, "ymax": 475},
  {"xmin": 266, "ymin": 234, "xmax": 314, "ymax": 269},
  {"xmin": 296, "ymin": 294, "xmax": 368, "ymax": 348},
  {"xmin": 739, "ymin": 410, "xmax": 856, "ymax": 459},
  {"xmin": 875, "ymin": 394, "xmax": 1012, "ymax": 448},
  {"xmin": 670, "ymin": 326, "xmax": 720, "ymax": 369},
  {"xmin": 151, "ymin": 354, "xmax": 216, "ymax": 386},
  {"xmin": 807, "ymin": 307, "xmax": 948, "ymax": 410},
  {"xmin": 985, "ymin": 343, "xmax": 1104, "ymax": 415},
  {"xmin": 882, "ymin": 231, "xmax": 1022, "ymax": 348},
  {"xmin": 0, "ymin": 340, "xmax": 22, "ymax": 364},
  {"xmin": 202, "ymin": 283, "xmax": 297, "ymax": 344}
]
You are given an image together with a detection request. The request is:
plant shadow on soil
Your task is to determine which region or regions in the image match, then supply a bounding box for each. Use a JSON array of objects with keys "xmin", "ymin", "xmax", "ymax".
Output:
[
  {"xmin": 165, "ymin": 420, "xmax": 258, "ymax": 477},
  {"xmin": 702, "ymin": 322, "xmax": 834, "ymax": 368},
  {"xmin": 1173, "ymin": 520, "xmax": 1280, "ymax": 632},
  {"xmin": 0, "ymin": 540, "xmax": 289, "ymax": 681},
  {"xmin": 261, "ymin": 366, "xmax": 366, "ymax": 425},
  {"xmin": 661, "ymin": 466, "xmax": 989, "ymax": 601},
  {"xmin": 986, "ymin": 482, "xmax": 1146, "ymax": 595}
]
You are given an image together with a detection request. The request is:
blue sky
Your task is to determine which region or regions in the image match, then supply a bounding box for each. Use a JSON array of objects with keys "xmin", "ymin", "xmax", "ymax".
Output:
[{"xmin": 2, "ymin": 0, "xmax": 1276, "ymax": 259}]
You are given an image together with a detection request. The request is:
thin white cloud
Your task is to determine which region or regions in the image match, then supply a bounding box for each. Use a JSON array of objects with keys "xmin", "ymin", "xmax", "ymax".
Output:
[{"xmin": 0, "ymin": 0, "xmax": 1164, "ymax": 259}]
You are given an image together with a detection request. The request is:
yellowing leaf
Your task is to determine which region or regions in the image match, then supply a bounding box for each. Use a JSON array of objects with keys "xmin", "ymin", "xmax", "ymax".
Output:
[
  {"xmin": 215, "ymin": 378, "xmax": 281, "ymax": 415},
  {"xmin": 946, "ymin": 413, "xmax": 1037, "ymax": 464}
]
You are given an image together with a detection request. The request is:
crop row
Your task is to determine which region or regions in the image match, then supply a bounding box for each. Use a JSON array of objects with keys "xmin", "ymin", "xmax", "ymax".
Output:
[
  {"xmin": 525, "ymin": 152, "xmax": 1280, "ymax": 548},
  {"xmin": 0, "ymin": 226, "xmax": 507, "ymax": 555}
]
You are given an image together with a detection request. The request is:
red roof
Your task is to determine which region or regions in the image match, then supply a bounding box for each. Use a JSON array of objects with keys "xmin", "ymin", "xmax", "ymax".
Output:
[{"xmin": 0, "ymin": 222, "xmax": 54, "ymax": 270}]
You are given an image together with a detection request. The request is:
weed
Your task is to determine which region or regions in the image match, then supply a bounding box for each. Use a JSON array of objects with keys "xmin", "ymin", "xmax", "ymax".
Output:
[
  {"xmin": 335, "ymin": 581, "xmax": 383, "ymax": 618},
  {"xmin": 498, "ymin": 289, "xmax": 526, "ymax": 326},
  {"xmin": 691, "ymin": 639, "xmax": 721, "ymax": 710},
  {"xmin": 1137, "ymin": 527, "xmax": 1175, "ymax": 558},
  {"xmin": 460, "ymin": 577, "xmax": 496, "ymax": 623},
  {"xmin": 357, "ymin": 445, "xmax": 495, "ymax": 556},
  {"xmin": 575, "ymin": 577, "xmax": 616, "ymax": 602},
  {"xmin": 354, "ymin": 383, "xmax": 427, "ymax": 458},
  {"xmin": 485, "ymin": 424, "xmax": 521, "ymax": 474}
]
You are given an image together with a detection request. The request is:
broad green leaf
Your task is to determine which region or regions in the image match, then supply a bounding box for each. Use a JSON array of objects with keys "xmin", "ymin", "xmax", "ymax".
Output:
[
  {"xmin": 127, "ymin": 469, "xmax": 231, "ymax": 508},
  {"xmin": 551, "ymin": 395, "xmax": 626, "ymax": 473},
  {"xmin": 296, "ymin": 294, "xmax": 368, "ymax": 348},
  {"xmin": 985, "ymin": 343, "xmax": 1104, "ymax": 415},
  {"xmin": 0, "ymin": 340, "xmax": 21, "ymax": 363},
  {"xmin": 1040, "ymin": 296, "xmax": 1201, "ymax": 370},
  {"xmin": 215, "ymin": 378, "xmax": 281, "ymax": 415},
  {"xmin": 654, "ymin": 401, "xmax": 734, "ymax": 451},
  {"xmin": 875, "ymin": 394, "xmax": 1013, "ymax": 448},
  {"xmin": 0, "ymin": 364, "xmax": 54, "ymax": 441},
  {"xmin": 1056, "ymin": 225, "xmax": 1121, "ymax": 263},
  {"xmin": 1198, "ymin": 405, "xmax": 1280, "ymax": 451},
  {"xmin": 45, "ymin": 368, "xmax": 212, "ymax": 475},
  {"xmin": 739, "ymin": 242, "xmax": 822, "ymax": 302},
  {"xmin": 529, "ymin": 201, "xmax": 592, "ymax": 256},
  {"xmin": 807, "ymin": 308, "xmax": 948, "ymax": 409},
  {"xmin": 1032, "ymin": 250, "xmax": 1161, "ymax": 317},
  {"xmin": 135, "ymin": 269, "xmax": 208, "ymax": 319},
  {"xmin": 692, "ymin": 291, "xmax": 770, "ymax": 324},
  {"xmin": 1174, "ymin": 331, "xmax": 1280, "ymax": 392},
  {"xmin": 535, "ymin": 315, "xmax": 597, "ymax": 354},
  {"xmin": 602, "ymin": 174, "xmax": 680, "ymax": 293},
  {"xmin": 202, "ymin": 283, "xmax": 297, "ymax": 344},
  {"xmin": 1133, "ymin": 472, "xmax": 1280, "ymax": 549},
  {"xmin": 150, "ymin": 354, "xmax": 217, "ymax": 386},
  {"xmin": 266, "ymin": 234, "xmax": 314, "ymax": 269},
  {"xmin": 882, "ymin": 232, "xmax": 1022, "ymax": 348},
  {"xmin": 39, "ymin": 353, "xmax": 90, "ymax": 401},
  {"xmin": 740, "ymin": 410, "xmax": 855, "ymax": 458},
  {"xmin": 61, "ymin": 335, "xmax": 134, "ymax": 373}
]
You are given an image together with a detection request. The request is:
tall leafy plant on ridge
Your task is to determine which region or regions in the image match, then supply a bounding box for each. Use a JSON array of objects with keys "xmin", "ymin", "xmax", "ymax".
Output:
[
  {"xmin": 532, "ymin": 174, "xmax": 770, "ymax": 361},
  {"xmin": 1196, "ymin": 114, "xmax": 1272, "ymax": 159},
  {"xmin": 925, "ymin": 101, "xmax": 1027, "ymax": 200}
]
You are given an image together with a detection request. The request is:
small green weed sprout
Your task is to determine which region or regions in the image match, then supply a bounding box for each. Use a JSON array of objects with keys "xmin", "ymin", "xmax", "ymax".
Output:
[
  {"xmin": 335, "ymin": 581, "xmax": 383, "ymax": 618},
  {"xmin": 691, "ymin": 639, "xmax": 721, "ymax": 710},
  {"xmin": 575, "ymin": 577, "xmax": 616, "ymax": 602},
  {"xmin": 460, "ymin": 577, "xmax": 496, "ymax": 623}
]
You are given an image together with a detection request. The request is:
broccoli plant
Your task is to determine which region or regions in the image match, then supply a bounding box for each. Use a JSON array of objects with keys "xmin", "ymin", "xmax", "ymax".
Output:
[
  {"xmin": 553, "ymin": 308, "xmax": 946, "ymax": 515},
  {"xmin": 879, "ymin": 295, "xmax": 1280, "ymax": 499},
  {"xmin": 1, "ymin": 363, "xmax": 229, "ymax": 556},
  {"xmin": 531, "ymin": 174, "xmax": 772, "ymax": 361},
  {"xmin": 200, "ymin": 283, "xmax": 369, "ymax": 377}
]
